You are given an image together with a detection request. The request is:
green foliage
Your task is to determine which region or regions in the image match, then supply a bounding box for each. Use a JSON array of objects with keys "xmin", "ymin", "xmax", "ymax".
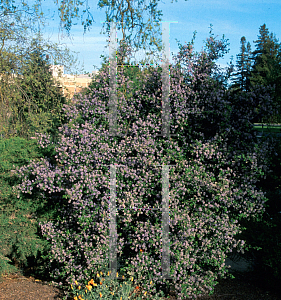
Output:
[
  {"xmin": 0, "ymin": 136, "xmax": 57, "ymax": 278},
  {"xmin": 250, "ymin": 24, "xmax": 281, "ymax": 123},
  {"xmin": 230, "ymin": 36, "xmax": 252, "ymax": 92},
  {"xmin": 229, "ymin": 134, "xmax": 281, "ymax": 289},
  {"xmin": 250, "ymin": 24, "xmax": 280, "ymax": 87},
  {"xmin": 0, "ymin": 23, "xmax": 87, "ymax": 282},
  {"xmin": 0, "ymin": 38, "xmax": 71, "ymax": 142},
  {"xmin": 0, "ymin": 19, "xmax": 96, "ymax": 282},
  {"xmin": 229, "ymin": 24, "xmax": 281, "ymax": 124}
]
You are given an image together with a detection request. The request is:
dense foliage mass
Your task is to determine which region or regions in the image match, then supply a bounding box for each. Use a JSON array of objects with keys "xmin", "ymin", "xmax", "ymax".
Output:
[
  {"xmin": 0, "ymin": 22, "xmax": 84, "ymax": 143},
  {"xmin": 0, "ymin": 32, "xmax": 82, "ymax": 280},
  {"xmin": 0, "ymin": 137, "xmax": 57, "ymax": 278},
  {"xmin": 229, "ymin": 24, "xmax": 281, "ymax": 124},
  {"xmin": 0, "ymin": 41, "xmax": 71, "ymax": 143},
  {"xmin": 10, "ymin": 32, "xmax": 280, "ymax": 300}
]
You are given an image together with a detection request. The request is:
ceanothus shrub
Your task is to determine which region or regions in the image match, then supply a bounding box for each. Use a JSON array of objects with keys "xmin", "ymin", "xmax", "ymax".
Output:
[{"xmin": 11, "ymin": 34, "xmax": 277, "ymax": 299}]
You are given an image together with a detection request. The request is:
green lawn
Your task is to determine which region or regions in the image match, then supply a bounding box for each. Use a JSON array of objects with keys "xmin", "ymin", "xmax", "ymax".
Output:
[{"xmin": 253, "ymin": 123, "xmax": 281, "ymax": 134}]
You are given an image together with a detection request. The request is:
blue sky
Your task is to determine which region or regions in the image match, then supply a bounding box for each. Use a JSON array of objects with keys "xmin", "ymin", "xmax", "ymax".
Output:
[{"xmin": 31, "ymin": 0, "xmax": 281, "ymax": 75}]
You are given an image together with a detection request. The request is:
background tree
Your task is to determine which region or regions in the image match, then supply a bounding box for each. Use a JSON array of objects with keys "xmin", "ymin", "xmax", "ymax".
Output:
[
  {"xmin": 0, "ymin": 1, "xmax": 92, "ymax": 278},
  {"xmin": 56, "ymin": 0, "xmax": 187, "ymax": 68},
  {"xmin": 250, "ymin": 24, "xmax": 281, "ymax": 123},
  {"xmin": 6, "ymin": 36, "xmax": 72, "ymax": 143},
  {"xmin": 0, "ymin": 8, "xmax": 86, "ymax": 142},
  {"xmin": 0, "ymin": 0, "xmax": 190, "ymax": 70},
  {"xmin": 230, "ymin": 36, "xmax": 252, "ymax": 93},
  {"xmin": 0, "ymin": 0, "xmax": 82, "ymax": 75}
]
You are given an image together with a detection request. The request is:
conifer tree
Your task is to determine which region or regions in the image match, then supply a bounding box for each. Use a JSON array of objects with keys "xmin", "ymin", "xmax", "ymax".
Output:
[
  {"xmin": 230, "ymin": 36, "xmax": 252, "ymax": 92},
  {"xmin": 250, "ymin": 24, "xmax": 281, "ymax": 123}
]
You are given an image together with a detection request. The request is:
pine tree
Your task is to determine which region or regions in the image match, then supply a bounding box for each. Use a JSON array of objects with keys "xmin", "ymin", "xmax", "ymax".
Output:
[
  {"xmin": 230, "ymin": 36, "xmax": 252, "ymax": 92},
  {"xmin": 250, "ymin": 24, "xmax": 280, "ymax": 86},
  {"xmin": 250, "ymin": 24, "xmax": 281, "ymax": 123}
]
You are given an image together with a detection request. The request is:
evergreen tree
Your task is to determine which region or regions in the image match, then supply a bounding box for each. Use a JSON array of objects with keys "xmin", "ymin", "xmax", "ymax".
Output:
[
  {"xmin": 250, "ymin": 24, "xmax": 281, "ymax": 123},
  {"xmin": 230, "ymin": 36, "xmax": 252, "ymax": 92},
  {"xmin": 251, "ymin": 24, "xmax": 280, "ymax": 86}
]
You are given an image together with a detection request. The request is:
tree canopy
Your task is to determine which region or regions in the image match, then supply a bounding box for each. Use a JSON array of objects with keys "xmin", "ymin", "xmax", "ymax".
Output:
[
  {"xmin": 0, "ymin": 0, "xmax": 189, "ymax": 68},
  {"xmin": 229, "ymin": 24, "xmax": 281, "ymax": 124},
  {"xmin": 0, "ymin": 2, "xmax": 87, "ymax": 141},
  {"xmin": 230, "ymin": 36, "xmax": 252, "ymax": 92}
]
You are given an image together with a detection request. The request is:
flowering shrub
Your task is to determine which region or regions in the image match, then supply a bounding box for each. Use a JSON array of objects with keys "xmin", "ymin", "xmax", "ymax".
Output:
[{"xmin": 11, "ymin": 33, "xmax": 278, "ymax": 299}]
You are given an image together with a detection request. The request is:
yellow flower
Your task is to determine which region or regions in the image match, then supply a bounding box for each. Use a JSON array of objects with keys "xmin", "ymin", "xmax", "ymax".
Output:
[
  {"xmin": 100, "ymin": 271, "xmax": 103, "ymax": 275},
  {"xmin": 88, "ymin": 279, "xmax": 94, "ymax": 285},
  {"xmin": 78, "ymin": 286, "xmax": 81, "ymax": 290},
  {"xmin": 86, "ymin": 285, "xmax": 92, "ymax": 291},
  {"xmin": 97, "ymin": 273, "xmax": 100, "ymax": 277},
  {"xmin": 122, "ymin": 275, "xmax": 125, "ymax": 279},
  {"xmin": 131, "ymin": 277, "xmax": 133, "ymax": 282},
  {"xmin": 71, "ymin": 284, "xmax": 73, "ymax": 290},
  {"xmin": 117, "ymin": 272, "xmax": 118, "ymax": 278},
  {"xmin": 74, "ymin": 297, "xmax": 78, "ymax": 300},
  {"xmin": 150, "ymin": 281, "xmax": 152, "ymax": 285},
  {"xmin": 99, "ymin": 292, "xmax": 102, "ymax": 297},
  {"xmin": 75, "ymin": 281, "xmax": 78, "ymax": 285},
  {"xmin": 111, "ymin": 291, "xmax": 114, "ymax": 295},
  {"xmin": 78, "ymin": 295, "xmax": 84, "ymax": 300}
]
